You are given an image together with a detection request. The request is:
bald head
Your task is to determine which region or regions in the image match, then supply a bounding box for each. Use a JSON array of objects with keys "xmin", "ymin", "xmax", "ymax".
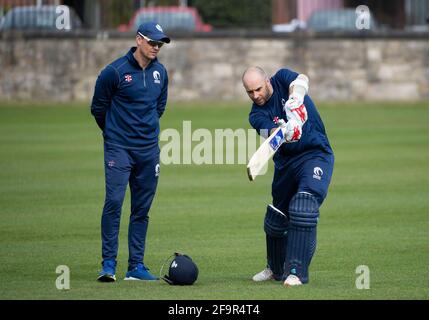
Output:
[
  {"xmin": 242, "ymin": 66, "xmax": 273, "ymax": 106},
  {"xmin": 242, "ymin": 66, "xmax": 268, "ymax": 84}
]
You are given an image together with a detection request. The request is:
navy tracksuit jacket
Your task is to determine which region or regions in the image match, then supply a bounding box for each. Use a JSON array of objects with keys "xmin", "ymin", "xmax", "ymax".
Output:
[{"xmin": 91, "ymin": 47, "xmax": 168, "ymax": 269}]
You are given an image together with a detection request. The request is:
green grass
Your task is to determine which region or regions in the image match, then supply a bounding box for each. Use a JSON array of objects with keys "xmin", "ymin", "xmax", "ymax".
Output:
[{"xmin": 0, "ymin": 101, "xmax": 428, "ymax": 300}]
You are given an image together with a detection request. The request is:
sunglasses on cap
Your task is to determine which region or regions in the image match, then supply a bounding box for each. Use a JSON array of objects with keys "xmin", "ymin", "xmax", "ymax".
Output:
[{"xmin": 138, "ymin": 33, "xmax": 164, "ymax": 48}]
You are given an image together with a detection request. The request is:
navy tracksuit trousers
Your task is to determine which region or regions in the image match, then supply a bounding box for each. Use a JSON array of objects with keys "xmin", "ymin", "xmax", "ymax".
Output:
[
  {"xmin": 272, "ymin": 151, "xmax": 334, "ymax": 212},
  {"xmin": 267, "ymin": 151, "xmax": 334, "ymax": 283},
  {"xmin": 101, "ymin": 142, "xmax": 160, "ymax": 270}
]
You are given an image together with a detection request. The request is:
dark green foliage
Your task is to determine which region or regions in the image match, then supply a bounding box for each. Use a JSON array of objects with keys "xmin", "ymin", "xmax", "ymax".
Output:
[{"xmin": 192, "ymin": 0, "xmax": 271, "ymax": 28}]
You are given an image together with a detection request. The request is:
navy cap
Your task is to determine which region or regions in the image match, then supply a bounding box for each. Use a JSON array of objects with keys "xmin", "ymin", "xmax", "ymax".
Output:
[{"xmin": 137, "ymin": 22, "xmax": 170, "ymax": 43}]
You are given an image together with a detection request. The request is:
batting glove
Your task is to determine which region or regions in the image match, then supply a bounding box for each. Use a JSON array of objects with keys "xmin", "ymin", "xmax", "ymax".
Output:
[
  {"xmin": 284, "ymin": 95, "xmax": 308, "ymax": 126},
  {"xmin": 274, "ymin": 117, "xmax": 302, "ymax": 143}
]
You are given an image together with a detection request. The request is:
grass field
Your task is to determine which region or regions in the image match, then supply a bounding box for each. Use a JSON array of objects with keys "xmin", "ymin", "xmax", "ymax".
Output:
[{"xmin": 0, "ymin": 101, "xmax": 428, "ymax": 300}]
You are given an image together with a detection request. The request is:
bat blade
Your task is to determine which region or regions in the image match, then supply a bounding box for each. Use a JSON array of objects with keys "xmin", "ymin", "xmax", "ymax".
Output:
[{"xmin": 247, "ymin": 127, "xmax": 285, "ymax": 181}]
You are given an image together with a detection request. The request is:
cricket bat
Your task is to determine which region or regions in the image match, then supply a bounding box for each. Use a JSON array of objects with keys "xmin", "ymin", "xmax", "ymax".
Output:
[{"xmin": 247, "ymin": 127, "xmax": 285, "ymax": 181}]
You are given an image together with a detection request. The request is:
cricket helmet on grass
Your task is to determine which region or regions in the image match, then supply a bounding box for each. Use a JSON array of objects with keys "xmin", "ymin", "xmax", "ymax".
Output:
[{"xmin": 161, "ymin": 252, "xmax": 198, "ymax": 285}]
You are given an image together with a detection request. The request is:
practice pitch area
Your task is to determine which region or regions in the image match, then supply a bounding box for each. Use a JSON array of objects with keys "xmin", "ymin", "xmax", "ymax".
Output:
[{"xmin": 0, "ymin": 101, "xmax": 428, "ymax": 299}]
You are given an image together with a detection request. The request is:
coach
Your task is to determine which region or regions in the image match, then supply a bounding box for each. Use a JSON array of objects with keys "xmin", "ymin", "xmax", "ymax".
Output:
[{"xmin": 91, "ymin": 22, "xmax": 170, "ymax": 282}]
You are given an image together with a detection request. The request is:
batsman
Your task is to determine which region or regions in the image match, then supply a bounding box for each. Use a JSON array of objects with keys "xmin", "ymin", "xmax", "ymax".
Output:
[{"xmin": 242, "ymin": 66, "xmax": 334, "ymax": 286}]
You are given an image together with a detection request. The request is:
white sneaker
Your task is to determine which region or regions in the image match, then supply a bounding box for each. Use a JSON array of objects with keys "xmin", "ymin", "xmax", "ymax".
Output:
[
  {"xmin": 283, "ymin": 274, "xmax": 303, "ymax": 287},
  {"xmin": 252, "ymin": 268, "xmax": 274, "ymax": 282}
]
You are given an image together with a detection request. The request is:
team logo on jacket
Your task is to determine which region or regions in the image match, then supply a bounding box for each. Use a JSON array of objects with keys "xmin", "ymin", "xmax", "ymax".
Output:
[
  {"xmin": 124, "ymin": 74, "xmax": 132, "ymax": 82},
  {"xmin": 153, "ymin": 71, "xmax": 161, "ymax": 84},
  {"xmin": 313, "ymin": 167, "xmax": 323, "ymax": 180}
]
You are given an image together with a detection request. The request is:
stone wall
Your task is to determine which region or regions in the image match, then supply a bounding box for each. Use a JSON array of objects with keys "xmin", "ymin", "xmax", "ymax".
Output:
[{"xmin": 0, "ymin": 35, "xmax": 428, "ymax": 102}]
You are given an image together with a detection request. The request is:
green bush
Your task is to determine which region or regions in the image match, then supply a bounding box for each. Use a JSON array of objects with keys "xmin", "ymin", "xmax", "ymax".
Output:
[{"xmin": 192, "ymin": 0, "xmax": 271, "ymax": 29}]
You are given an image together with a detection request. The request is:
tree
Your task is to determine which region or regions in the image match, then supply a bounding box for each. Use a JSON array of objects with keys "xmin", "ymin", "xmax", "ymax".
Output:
[{"xmin": 191, "ymin": 0, "xmax": 271, "ymax": 29}]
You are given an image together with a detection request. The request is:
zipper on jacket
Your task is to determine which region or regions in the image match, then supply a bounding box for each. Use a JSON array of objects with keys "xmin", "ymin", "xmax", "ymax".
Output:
[{"xmin": 143, "ymin": 69, "xmax": 146, "ymax": 87}]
